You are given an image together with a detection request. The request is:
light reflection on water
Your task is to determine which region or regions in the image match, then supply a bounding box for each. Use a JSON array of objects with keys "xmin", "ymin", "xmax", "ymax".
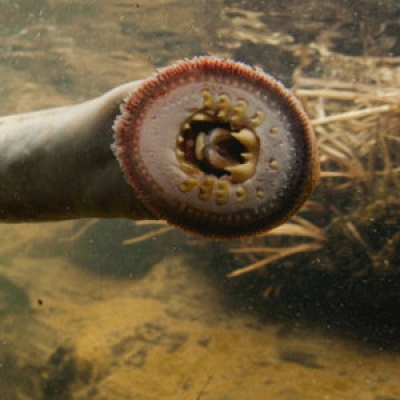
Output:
[{"xmin": 0, "ymin": 1, "xmax": 400, "ymax": 399}]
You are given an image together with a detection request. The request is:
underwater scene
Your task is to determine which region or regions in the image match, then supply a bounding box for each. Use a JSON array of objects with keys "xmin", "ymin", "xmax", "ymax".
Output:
[{"xmin": 0, "ymin": 0, "xmax": 400, "ymax": 399}]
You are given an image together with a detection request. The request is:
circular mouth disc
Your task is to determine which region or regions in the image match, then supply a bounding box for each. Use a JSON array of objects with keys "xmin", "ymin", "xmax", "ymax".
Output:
[{"xmin": 113, "ymin": 57, "xmax": 319, "ymax": 238}]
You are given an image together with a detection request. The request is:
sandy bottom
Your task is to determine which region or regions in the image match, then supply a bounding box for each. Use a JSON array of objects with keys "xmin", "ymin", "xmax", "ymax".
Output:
[{"xmin": 0, "ymin": 222, "xmax": 399, "ymax": 400}]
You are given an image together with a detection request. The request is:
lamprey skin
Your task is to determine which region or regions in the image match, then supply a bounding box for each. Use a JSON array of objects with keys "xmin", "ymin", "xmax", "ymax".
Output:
[{"xmin": 0, "ymin": 81, "xmax": 155, "ymax": 222}]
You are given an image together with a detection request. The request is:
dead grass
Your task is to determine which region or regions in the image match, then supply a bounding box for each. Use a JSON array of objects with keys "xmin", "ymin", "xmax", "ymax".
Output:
[{"xmin": 229, "ymin": 48, "xmax": 400, "ymax": 279}]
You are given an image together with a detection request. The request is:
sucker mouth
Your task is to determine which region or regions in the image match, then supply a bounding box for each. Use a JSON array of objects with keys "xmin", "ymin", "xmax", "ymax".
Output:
[
  {"xmin": 113, "ymin": 57, "xmax": 318, "ymax": 238},
  {"xmin": 181, "ymin": 122, "xmax": 248, "ymax": 179},
  {"xmin": 176, "ymin": 90, "xmax": 261, "ymax": 184}
]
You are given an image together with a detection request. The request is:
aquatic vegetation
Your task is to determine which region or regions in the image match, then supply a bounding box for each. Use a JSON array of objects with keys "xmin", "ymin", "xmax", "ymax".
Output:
[
  {"xmin": 229, "ymin": 215, "xmax": 326, "ymax": 277},
  {"xmin": 228, "ymin": 48, "xmax": 400, "ymax": 291},
  {"xmin": 122, "ymin": 221, "xmax": 174, "ymax": 246}
]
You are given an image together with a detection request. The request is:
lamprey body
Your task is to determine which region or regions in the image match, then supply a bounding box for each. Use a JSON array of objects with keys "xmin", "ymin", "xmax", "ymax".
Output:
[{"xmin": 0, "ymin": 57, "xmax": 319, "ymax": 238}]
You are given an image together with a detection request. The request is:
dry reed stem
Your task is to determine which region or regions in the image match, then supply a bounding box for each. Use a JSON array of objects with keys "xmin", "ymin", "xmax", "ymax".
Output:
[
  {"xmin": 228, "ymin": 243, "xmax": 322, "ymax": 277},
  {"xmin": 229, "ymin": 216, "xmax": 325, "ymax": 277},
  {"xmin": 230, "ymin": 52, "xmax": 400, "ymax": 279},
  {"xmin": 123, "ymin": 226, "xmax": 174, "ymax": 246},
  {"xmin": 295, "ymin": 76, "xmax": 399, "ymax": 93},
  {"xmin": 311, "ymin": 105, "xmax": 392, "ymax": 126},
  {"xmin": 62, "ymin": 219, "xmax": 99, "ymax": 242},
  {"xmin": 298, "ymin": 76, "xmax": 399, "ymax": 193},
  {"xmin": 259, "ymin": 216, "xmax": 327, "ymax": 241},
  {"xmin": 135, "ymin": 220, "xmax": 168, "ymax": 226},
  {"xmin": 296, "ymin": 89, "xmax": 400, "ymax": 104}
]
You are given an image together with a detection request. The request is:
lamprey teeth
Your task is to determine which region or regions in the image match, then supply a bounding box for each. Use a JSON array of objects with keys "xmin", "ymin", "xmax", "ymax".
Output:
[
  {"xmin": 179, "ymin": 178, "xmax": 198, "ymax": 192},
  {"xmin": 270, "ymin": 125, "xmax": 279, "ymax": 134},
  {"xmin": 250, "ymin": 111, "xmax": 265, "ymax": 127},
  {"xmin": 231, "ymin": 99, "xmax": 248, "ymax": 126},
  {"xmin": 215, "ymin": 180, "xmax": 230, "ymax": 205},
  {"xmin": 177, "ymin": 135, "xmax": 184, "ymax": 144},
  {"xmin": 241, "ymin": 152, "xmax": 253, "ymax": 161},
  {"xmin": 256, "ymin": 188, "xmax": 265, "ymax": 199},
  {"xmin": 225, "ymin": 159, "xmax": 256, "ymax": 183},
  {"xmin": 202, "ymin": 90, "xmax": 214, "ymax": 109},
  {"xmin": 180, "ymin": 162, "xmax": 199, "ymax": 175},
  {"xmin": 175, "ymin": 147, "xmax": 184, "ymax": 161},
  {"xmin": 191, "ymin": 112, "xmax": 212, "ymax": 122},
  {"xmin": 182, "ymin": 122, "xmax": 191, "ymax": 131},
  {"xmin": 198, "ymin": 178, "xmax": 215, "ymax": 200},
  {"xmin": 195, "ymin": 132, "xmax": 206, "ymax": 161},
  {"xmin": 235, "ymin": 186, "xmax": 249, "ymax": 202},
  {"xmin": 231, "ymin": 129, "xmax": 258, "ymax": 151},
  {"xmin": 216, "ymin": 94, "xmax": 231, "ymax": 121},
  {"xmin": 269, "ymin": 159, "xmax": 279, "ymax": 170}
]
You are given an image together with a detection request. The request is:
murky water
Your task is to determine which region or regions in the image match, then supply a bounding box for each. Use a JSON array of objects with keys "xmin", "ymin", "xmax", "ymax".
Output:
[{"xmin": 0, "ymin": 1, "xmax": 400, "ymax": 399}]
